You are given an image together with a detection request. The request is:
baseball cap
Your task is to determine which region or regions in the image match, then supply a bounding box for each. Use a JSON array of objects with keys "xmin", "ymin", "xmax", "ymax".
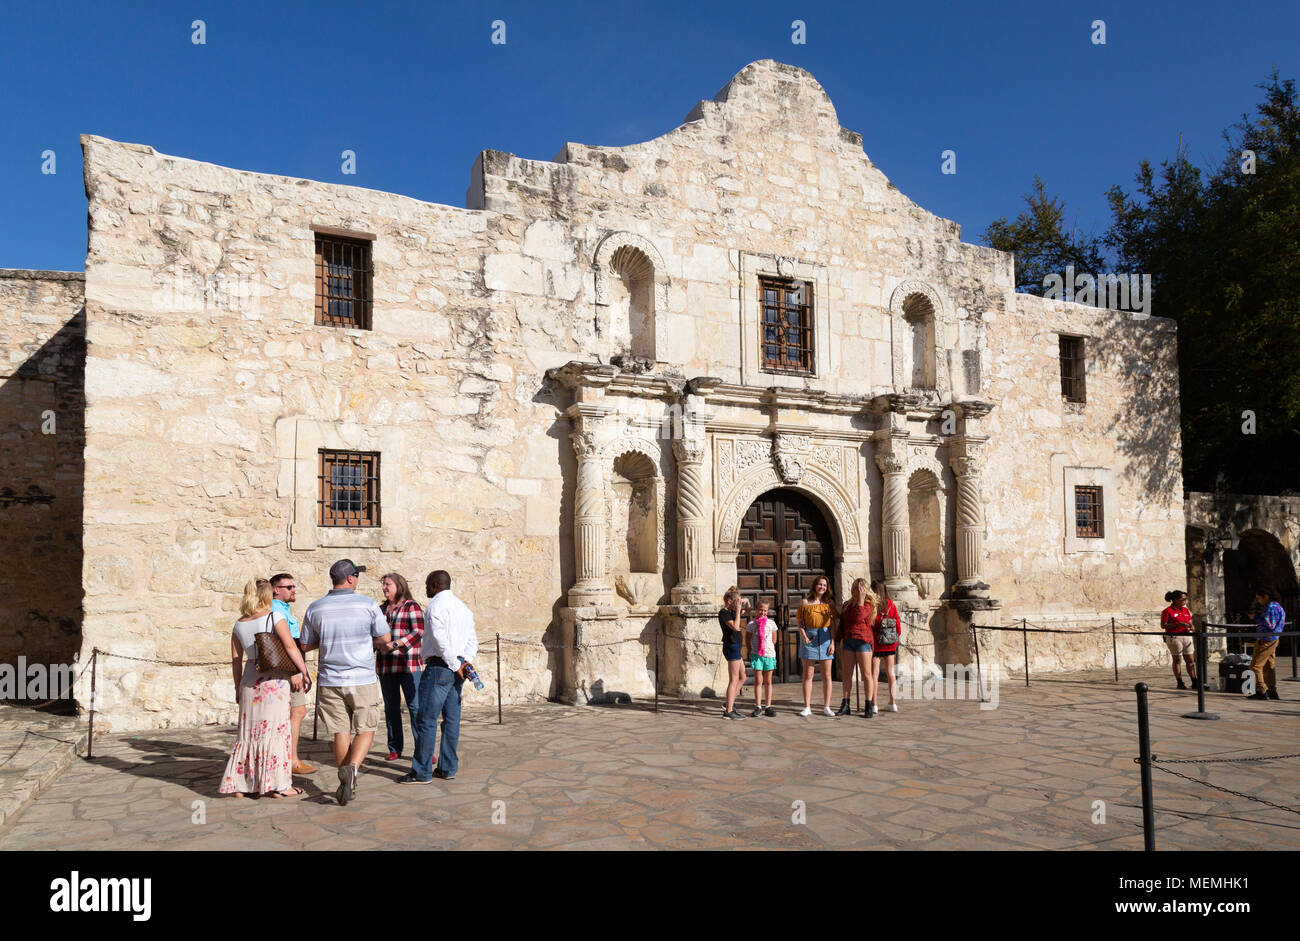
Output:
[{"xmin": 330, "ymin": 559, "xmax": 367, "ymax": 582}]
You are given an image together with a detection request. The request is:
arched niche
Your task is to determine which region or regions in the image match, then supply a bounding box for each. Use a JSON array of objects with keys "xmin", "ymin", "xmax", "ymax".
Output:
[
  {"xmin": 593, "ymin": 232, "xmax": 669, "ymax": 363},
  {"xmin": 907, "ymin": 468, "xmax": 944, "ymax": 575},
  {"xmin": 889, "ymin": 280, "xmax": 950, "ymax": 397},
  {"xmin": 610, "ymin": 451, "xmax": 659, "ymax": 576}
]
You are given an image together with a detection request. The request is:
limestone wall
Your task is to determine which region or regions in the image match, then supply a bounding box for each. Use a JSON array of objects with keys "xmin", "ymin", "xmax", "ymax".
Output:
[
  {"xmin": 981, "ymin": 293, "xmax": 1186, "ymax": 669},
  {"xmin": 69, "ymin": 59, "xmax": 1189, "ymax": 727},
  {"xmin": 0, "ymin": 270, "xmax": 85, "ymax": 671},
  {"xmin": 75, "ymin": 136, "xmax": 567, "ymax": 729}
]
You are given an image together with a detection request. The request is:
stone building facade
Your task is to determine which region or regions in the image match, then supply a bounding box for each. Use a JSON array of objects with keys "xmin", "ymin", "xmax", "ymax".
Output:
[{"xmin": 2, "ymin": 60, "xmax": 1188, "ymax": 729}]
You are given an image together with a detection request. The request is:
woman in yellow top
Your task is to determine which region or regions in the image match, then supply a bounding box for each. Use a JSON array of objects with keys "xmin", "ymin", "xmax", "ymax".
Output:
[{"xmin": 797, "ymin": 575, "xmax": 838, "ymax": 717}]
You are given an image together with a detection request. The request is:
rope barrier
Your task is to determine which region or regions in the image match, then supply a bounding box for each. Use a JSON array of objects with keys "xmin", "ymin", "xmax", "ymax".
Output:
[
  {"xmin": 1153, "ymin": 752, "xmax": 1300, "ymax": 765},
  {"xmin": 1143, "ymin": 761, "xmax": 1300, "ymax": 817}
]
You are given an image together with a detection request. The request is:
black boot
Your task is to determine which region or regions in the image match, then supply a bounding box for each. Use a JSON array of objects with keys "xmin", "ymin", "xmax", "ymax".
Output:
[
  {"xmin": 1176, "ymin": 677, "xmax": 1187, "ymax": 690},
  {"xmin": 835, "ymin": 698, "xmax": 852, "ymax": 717},
  {"xmin": 1266, "ymin": 689, "xmax": 1281, "ymax": 700}
]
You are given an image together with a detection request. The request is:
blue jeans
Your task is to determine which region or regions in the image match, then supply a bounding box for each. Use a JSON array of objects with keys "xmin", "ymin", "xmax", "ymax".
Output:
[
  {"xmin": 379, "ymin": 670, "xmax": 421, "ymax": 756},
  {"xmin": 411, "ymin": 663, "xmax": 463, "ymax": 780}
]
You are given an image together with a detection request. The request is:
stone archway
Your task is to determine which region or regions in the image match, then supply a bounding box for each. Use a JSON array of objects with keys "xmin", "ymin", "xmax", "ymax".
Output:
[
  {"xmin": 1223, "ymin": 529, "xmax": 1299, "ymax": 656},
  {"xmin": 734, "ymin": 488, "xmax": 837, "ymax": 682}
]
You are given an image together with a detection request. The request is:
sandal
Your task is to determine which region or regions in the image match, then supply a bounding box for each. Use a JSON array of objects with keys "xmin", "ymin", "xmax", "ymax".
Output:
[{"xmin": 270, "ymin": 786, "xmax": 305, "ymax": 798}]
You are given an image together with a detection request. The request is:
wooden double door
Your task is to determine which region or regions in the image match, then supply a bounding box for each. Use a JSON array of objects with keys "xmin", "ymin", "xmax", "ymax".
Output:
[{"xmin": 735, "ymin": 489, "xmax": 836, "ymax": 681}]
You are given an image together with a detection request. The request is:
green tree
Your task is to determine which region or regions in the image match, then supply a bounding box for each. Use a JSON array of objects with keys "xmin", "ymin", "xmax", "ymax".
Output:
[
  {"xmin": 1105, "ymin": 73, "xmax": 1300, "ymax": 493},
  {"xmin": 982, "ymin": 176, "xmax": 1108, "ymax": 294},
  {"xmin": 985, "ymin": 74, "xmax": 1300, "ymax": 493}
]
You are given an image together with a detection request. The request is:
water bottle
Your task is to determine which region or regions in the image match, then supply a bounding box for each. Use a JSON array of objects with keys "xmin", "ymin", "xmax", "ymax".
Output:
[{"xmin": 460, "ymin": 657, "xmax": 486, "ymax": 691}]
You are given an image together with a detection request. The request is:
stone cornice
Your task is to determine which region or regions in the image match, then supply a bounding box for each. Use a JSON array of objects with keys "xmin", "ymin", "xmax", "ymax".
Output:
[{"xmin": 547, "ymin": 360, "xmax": 685, "ymax": 399}]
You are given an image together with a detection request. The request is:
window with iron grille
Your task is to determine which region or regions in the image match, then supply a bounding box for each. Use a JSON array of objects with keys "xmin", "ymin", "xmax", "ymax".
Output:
[
  {"xmin": 1074, "ymin": 485, "xmax": 1104, "ymax": 538},
  {"xmin": 759, "ymin": 276, "xmax": 814, "ymax": 374},
  {"xmin": 1059, "ymin": 334, "xmax": 1086, "ymax": 403},
  {"xmin": 318, "ymin": 450, "xmax": 380, "ymax": 527},
  {"xmin": 315, "ymin": 235, "xmax": 373, "ymax": 329}
]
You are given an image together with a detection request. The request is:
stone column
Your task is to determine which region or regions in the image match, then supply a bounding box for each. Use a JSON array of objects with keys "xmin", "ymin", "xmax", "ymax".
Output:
[
  {"xmin": 568, "ymin": 428, "xmax": 614, "ymax": 606},
  {"xmin": 875, "ymin": 452, "xmax": 911, "ymax": 593},
  {"xmin": 671, "ymin": 436, "xmax": 710, "ymax": 603},
  {"xmin": 950, "ymin": 452, "xmax": 989, "ymax": 597}
]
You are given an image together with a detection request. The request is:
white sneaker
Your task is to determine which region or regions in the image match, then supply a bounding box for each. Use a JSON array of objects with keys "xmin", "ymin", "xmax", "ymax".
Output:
[
  {"xmin": 889, "ymin": 703, "xmax": 899, "ymax": 712},
  {"xmin": 823, "ymin": 706, "xmax": 837, "ymax": 717},
  {"xmin": 799, "ymin": 706, "xmax": 812, "ymax": 717},
  {"xmin": 869, "ymin": 703, "xmax": 878, "ymax": 716}
]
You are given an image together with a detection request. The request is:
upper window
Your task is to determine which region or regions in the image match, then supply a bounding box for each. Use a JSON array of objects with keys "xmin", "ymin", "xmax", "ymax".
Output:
[
  {"xmin": 1074, "ymin": 485, "xmax": 1104, "ymax": 538},
  {"xmin": 759, "ymin": 276, "xmax": 814, "ymax": 374},
  {"xmin": 315, "ymin": 235, "xmax": 372, "ymax": 329},
  {"xmin": 1059, "ymin": 335, "xmax": 1086, "ymax": 403},
  {"xmin": 318, "ymin": 450, "xmax": 380, "ymax": 527}
]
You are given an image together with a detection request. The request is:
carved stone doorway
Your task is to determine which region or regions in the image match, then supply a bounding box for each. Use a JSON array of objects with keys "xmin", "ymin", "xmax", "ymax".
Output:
[{"xmin": 734, "ymin": 488, "xmax": 836, "ymax": 682}]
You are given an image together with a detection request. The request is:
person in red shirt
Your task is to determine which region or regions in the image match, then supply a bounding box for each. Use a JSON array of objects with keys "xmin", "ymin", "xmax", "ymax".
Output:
[
  {"xmin": 834, "ymin": 578, "xmax": 877, "ymax": 717},
  {"xmin": 871, "ymin": 580, "xmax": 903, "ymax": 712},
  {"xmin": 1161, "ymin": 589, "xmax": 1198, "ymax": 690}
]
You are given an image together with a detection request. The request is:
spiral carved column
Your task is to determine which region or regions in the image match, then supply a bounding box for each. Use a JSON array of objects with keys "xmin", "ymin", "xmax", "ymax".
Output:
[
  {"xmin": 569, "ymin": 430, "xmax": 613, "ymax": 606},
  {"xmin": 950, "ymin": 454, "xmax": 989, "ymax": 596},
  {"xmin": 875, "ymin": 453, "xmax": 911, "ymax": 591},
  {"xmin": 672, "ymin": 438, "xmax": 709, "ymax": 603}
]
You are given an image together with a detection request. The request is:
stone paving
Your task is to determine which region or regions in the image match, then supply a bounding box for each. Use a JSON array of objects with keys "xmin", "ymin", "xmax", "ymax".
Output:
[
  {"xmin": 0, "ymin": 703, "xmax": 85, "ymax": 831},
  {"xmin": 2, "ymin": 667, "xmax": 1298, "ymax": 850}
]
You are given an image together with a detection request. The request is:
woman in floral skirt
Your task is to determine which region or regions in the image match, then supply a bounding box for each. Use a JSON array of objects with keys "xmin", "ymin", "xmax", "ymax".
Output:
[{"xmin": 220, "ymin": 578, "xmax": 311, "ymax": 798}]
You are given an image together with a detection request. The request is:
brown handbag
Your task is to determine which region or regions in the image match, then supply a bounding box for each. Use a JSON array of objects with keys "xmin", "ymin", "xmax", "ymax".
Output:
[{"xmin": 255, "ymin": 613, "xmax": 300, "ymax": 677}]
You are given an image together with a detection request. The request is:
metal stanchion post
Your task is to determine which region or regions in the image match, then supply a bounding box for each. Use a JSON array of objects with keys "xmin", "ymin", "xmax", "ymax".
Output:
[
  {"xmin": 1182, "ymin": 629, "xmax": 1219, "ymax": 721},
  {"xmin": 87, "ymin": 648, "xmax": 98, "ymax": 759},
  {"xmin": 971, "ymin": 625, "xmax": 985, "ymax": 703},
  {"xmin": 1285, "ymin": 623, "xmax": 1300, "ymax": 683},
  {"xmin": 312, "ymin": 657, "xmax": 319, "ymax": 741},
  {"xmin": 654, "ymin": 629, "xmax": 659, "ymax": 715},
  {"xmin": 1022, "ymin": 618, "xmax": 1029, "ymax": 688},
  {"xmin": 1134, "ymin": 683, "xmax": 1156, "ymax": 852},
  {"xmin": 1111, "ymin": 617, "xmax": 1119, "ymax": 683},
  {"xmin": 496, "ymin": 633, "xmax": 503, "ymax": 726}
]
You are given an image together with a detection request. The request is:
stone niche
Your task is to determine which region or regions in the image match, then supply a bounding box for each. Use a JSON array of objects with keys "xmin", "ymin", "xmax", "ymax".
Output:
[{"xmin": 609, "ymin": 451, "xmax": 665, "ymax": 609}]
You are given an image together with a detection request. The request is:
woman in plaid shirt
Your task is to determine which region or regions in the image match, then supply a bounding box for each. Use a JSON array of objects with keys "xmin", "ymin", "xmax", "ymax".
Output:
[{"xmin": 378, "ymin": 573, "xmax": 425, "ymax": 761}]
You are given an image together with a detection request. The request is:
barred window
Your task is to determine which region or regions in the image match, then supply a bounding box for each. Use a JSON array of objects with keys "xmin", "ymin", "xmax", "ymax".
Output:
[
  {"xmin": 1074, "ymin": 485, "xmax": 1103, "ymax": 538},
  {"xmin": 1059, "ymin": 335, "xmax": 1086, "ymax": 403},
  {"xmin": 318, "ymin": 450, "xmax": 380, "ymax": 527},
  {"xmin": 759, "ymin": 276, "xmax": 814, "ymax": 374},
  {"xmin": 315, "ymin": 235, "xmax": 372, "ymax": 329}
]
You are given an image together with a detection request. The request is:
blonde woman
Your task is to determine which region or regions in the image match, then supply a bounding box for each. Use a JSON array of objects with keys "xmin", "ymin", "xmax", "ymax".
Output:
[
  {"xmin": 834, "ymin": 578, "xmax": 878, "ymax": 717},
  {"xmin": 220, "ymin": 578, "xmax": 311, "ymax": 798},
  {"xmin": 797, "ymin": 575, "xmax": 838, "ymax": 717}
]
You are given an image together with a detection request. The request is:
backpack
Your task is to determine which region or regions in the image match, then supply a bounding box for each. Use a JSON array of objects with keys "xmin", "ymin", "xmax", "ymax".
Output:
[{"xmin": 876, "ymin": 606, "xmax": 898, "ymax": 646}]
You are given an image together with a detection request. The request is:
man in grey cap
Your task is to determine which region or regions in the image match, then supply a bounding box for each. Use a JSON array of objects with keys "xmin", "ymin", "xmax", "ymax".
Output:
[{"xmin": 299, "ymin": 559, "xmax": 391, "ymax": 805}]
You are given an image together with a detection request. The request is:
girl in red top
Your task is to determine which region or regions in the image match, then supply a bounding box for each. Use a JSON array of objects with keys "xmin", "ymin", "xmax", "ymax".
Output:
[
  {"xmin": 1161, "ymin": 589, "xmax": 1198, "ymax": 690},
  {"xmin": 834, "ymin": 578, "xmax": 877, "ymax": 717},
  {"xmin": 872, "ymin": 580, "xmax": 903, "ymax": 712}
]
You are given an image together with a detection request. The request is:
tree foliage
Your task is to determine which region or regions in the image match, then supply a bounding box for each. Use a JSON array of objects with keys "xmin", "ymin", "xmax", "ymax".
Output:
[
  {"xmin": 983, "ymin": 176, "xmax": 1107, "ymax": 294},
  {"xmin": 985, "ymin": 73, "xmax": 1300, "ymax": 493}
]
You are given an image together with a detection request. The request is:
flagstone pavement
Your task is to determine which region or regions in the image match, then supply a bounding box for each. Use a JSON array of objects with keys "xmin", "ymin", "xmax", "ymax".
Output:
[{"xmin": 2, "ymin": 667, "xmax": 1298, "ymax": 851}]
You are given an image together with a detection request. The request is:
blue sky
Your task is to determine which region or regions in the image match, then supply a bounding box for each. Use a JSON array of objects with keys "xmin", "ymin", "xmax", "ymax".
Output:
[{"xmin": 2, "ymin": 0, "xmax": 1296, "ymax": 272}]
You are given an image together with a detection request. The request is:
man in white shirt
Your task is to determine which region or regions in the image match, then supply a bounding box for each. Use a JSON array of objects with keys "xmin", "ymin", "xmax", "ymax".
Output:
[{"xmin": 398, "ymin": 570, "xmax": 478, "ymax": 783}]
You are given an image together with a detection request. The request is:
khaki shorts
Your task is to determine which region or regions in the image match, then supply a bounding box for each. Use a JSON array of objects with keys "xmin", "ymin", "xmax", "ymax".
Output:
[
  {"xmin": 1166, "ymin": 634, "xmax": 1193, "ymax": 657},
  {"xmin": 290, "ymin": 687, "xmax": 309, "ymax": 709},
  {"xmin": 317, "ymin": 682, "xmax": 381, "ymax": 735}
]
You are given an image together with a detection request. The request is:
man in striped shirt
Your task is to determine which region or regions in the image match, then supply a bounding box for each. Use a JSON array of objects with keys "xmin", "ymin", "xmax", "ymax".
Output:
[{"xmin": 300, "ymin": 559, "xmax": 391, "ymax": 805}]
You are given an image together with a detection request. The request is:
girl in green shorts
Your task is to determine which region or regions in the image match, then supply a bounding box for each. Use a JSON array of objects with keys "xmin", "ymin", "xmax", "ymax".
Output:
[{"xmin": 748, "ymin": 602, "xmax": 778, "ymax": 717}]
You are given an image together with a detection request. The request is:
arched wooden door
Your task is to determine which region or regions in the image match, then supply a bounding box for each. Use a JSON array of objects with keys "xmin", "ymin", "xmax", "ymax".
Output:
[{"xmin": 735, "ymin": 488, "xmax": 836, "ymax": 681}]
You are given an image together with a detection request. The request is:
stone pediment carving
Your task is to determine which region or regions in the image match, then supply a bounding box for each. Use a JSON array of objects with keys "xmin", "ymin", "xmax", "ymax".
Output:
[{"xmin": 713, "ymin": 434, "xmax": 861, "ymax": 551}]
